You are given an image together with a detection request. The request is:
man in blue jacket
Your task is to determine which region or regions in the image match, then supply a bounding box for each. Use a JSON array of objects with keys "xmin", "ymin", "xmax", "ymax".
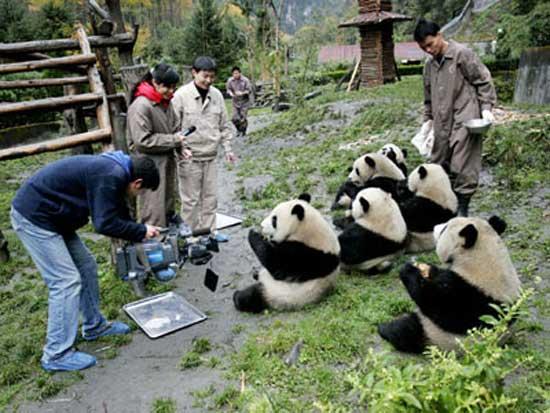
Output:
[{"xmin": 11, "ymin": 151, "xmax": 161, "ymax": 372}]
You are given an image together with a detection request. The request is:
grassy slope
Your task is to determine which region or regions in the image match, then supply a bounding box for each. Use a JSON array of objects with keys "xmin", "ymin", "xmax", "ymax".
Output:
[
  {"xmin": 202, "ymin": 77, "xmax": 548, "ymax": 411},
  {"xmin": 0, "ymin": 151, "xmax": 171, "ymax": 410},
  {"xmin": 0, "ymin": 76, "xmax": 548, "ymax": 411}
]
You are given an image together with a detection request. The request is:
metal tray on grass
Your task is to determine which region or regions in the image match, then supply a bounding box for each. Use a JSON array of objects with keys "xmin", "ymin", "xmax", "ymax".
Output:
[{"xmin": 123, "ymin": 292, "xmax": 207, "ymax": 339}]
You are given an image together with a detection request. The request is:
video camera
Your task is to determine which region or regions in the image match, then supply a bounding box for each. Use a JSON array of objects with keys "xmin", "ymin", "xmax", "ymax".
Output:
[{"xmin": 114, "ymin": 215, "xmax": 220, "ymax": 296}]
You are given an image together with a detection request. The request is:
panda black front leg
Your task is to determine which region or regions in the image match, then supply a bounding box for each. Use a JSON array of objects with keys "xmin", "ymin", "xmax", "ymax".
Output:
[
  {"xmin": 378, "ymin": 312, "xmax": 427, "ymax": 354},
  {"xmin": 233, "ymin": 283, "xmax": 269, "ymax": 313},
  {"xmin": 399, "ymin": 262, "xmax": 425, "ymax": 293}
]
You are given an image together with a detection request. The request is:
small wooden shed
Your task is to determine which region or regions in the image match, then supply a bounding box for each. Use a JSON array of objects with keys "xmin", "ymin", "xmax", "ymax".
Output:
[{"xmin": 339, "ymin": 0, "xmax": 412, "ymax": 87}]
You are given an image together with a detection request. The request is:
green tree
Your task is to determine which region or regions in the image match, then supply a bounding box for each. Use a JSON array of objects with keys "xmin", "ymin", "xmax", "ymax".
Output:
[
  {"xmin": 183, "ymin": 0, "xmax": 244, "ymax": 74},
  {"xmin": 0, "ymin": 0, "xmax": 35, "ymax": 42},
  {"xmin": 529, "ymin": 2, "xmax": 550, "ymax": 47}
]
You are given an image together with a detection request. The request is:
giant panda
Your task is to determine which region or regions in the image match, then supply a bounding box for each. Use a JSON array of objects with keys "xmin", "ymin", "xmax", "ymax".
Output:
[
  {"xmin": 378, "ymin": 143, "xmax": 408, "ymax": 177},
  {"xmin": 332, "ymin": 153, "xmax": 407, "ymax": 229},
  {"xmin": 378, "ymin": 215, "xmax": 521, "ymax": 353},
  {"xmin": 348, "ymin": 152, "xmax": 406, "ymax": 196},
  {"xmin": 331, "ymin": 178, "xmax": 364, "ymax": 211},
  {"xmin": 233, "ymin": 193, "xmax": 341, "ymax": 313},
  {"xmin": 332, "ymin": 146, "xmax": 408, "ymax": 211},
  {"xmin": 399, "ymin": 163, "xmax": 458, "ymax": 252},
  {"xmin": 339, "ymin": 188, "xmax": 407, "ymax": 273}
]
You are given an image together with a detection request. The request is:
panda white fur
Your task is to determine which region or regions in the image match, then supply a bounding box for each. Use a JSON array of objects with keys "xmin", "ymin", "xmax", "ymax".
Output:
[
  {"xmin": 349, "ymin": 152, "xmax": 405, "ymax": 189},
  {"xmin": 399, "ymin": 163, "xmax": 458, "ymax": 252},
  {"xmin": 331, "ymin": 178, "xmax": 364, "ymax": 210},
  {"xmin": 332, "ymin": 145, "xmax": 408, "ymax": 211},
  {"xmin": 378, "ymin": 143, "xmax": 408, "ymax": 177},
  {"xmin": 378, "ymin": 215, "xmax": 521, "ymax": 353},
  {"xmin": 233, "ymin": 193, "xmax": 341, "ymax": 313},
  {"xmin": 339, "ymin": 188, "xmax": 407, "ymax": 273}
]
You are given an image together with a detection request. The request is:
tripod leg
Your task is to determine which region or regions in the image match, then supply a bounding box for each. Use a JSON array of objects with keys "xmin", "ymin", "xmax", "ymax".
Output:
[{"xmin": 129, "ymin": 277, "xmax": 148, "ymax": 298}]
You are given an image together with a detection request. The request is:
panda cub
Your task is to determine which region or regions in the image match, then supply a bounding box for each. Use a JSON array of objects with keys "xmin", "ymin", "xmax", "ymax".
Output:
[
  {"xmin": 378, "ymin": 143, "xmax": 408, "ymax": 176},
  {"xmin": 332, "ymin": 144, "xmax": 407, "ymax": 210},
  {"xmin": 399, "ymin": 163, "xmax": 458, "ymax": 252},
  {"xmin": 339, "ymin": 188, "xmax": 407, "ymax": 273},
  {"xmin": 348, "ymin": 152, "xmax": 406, "ymax": 198},
  {"xmin": 378, "ymin": 215, "xmax": 521, "ymax": 353},
  {"xmin": 233, "ymin": 193, "xmax": 340, "ymax": 313}
]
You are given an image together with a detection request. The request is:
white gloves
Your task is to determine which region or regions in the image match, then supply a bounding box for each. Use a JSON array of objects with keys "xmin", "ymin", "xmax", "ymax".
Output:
[
  {"xmin": 482, "ymin": 109, "xmax": 495, "ymax": 123},
  {"xmin": 420, "ymin": 120, "xmax": 433, "ymax": 135},
  {"xmin": 412, "ymin": 120, "xmax": 434, "ymax": 158}
]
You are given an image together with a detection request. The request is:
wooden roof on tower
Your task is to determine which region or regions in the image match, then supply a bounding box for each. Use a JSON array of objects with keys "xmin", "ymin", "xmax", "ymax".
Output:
[
  {"xmin": 339, "ymin": 0, "xmax": 412, "ymax": 28},
  {"xmin": 339, "ymin": 11, "xmax": 412, "ymax": 28}
]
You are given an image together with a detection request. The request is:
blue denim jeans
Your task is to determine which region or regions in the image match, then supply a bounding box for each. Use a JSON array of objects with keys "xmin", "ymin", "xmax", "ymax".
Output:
[{"xmin": 10, "ymin": 207, "xmax": 107, "ymax": 363}]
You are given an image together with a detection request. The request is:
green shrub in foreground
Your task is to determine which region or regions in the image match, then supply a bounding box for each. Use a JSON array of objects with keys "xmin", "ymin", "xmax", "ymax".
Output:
[{"xmin": 338, "ymin": 289, "xmax": 533, "ymax": 413}]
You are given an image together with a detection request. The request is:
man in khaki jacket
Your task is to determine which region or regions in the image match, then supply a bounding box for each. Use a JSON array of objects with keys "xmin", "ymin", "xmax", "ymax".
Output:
[
  {"xmin": 414, "ymin": 18, "xmax": 496, "ymax": 216},
  {"xmin": 172, "ymin": 57, "xmax": 236, "ymax": 239}
]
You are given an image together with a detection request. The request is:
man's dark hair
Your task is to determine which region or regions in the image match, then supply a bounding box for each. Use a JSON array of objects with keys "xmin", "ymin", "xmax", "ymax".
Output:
[
  {"xmin": 193, "ymin": 56, "xmax": 217, "ymax": 72},
  {"xmin": 130, "ymin": 155, "xmax": 160, "ymax": 190},
  {"xmin": 414, "ymin": 18, "xmax": 441, "ymax": 42},
  {"xmin": 232, "ymin": 66, "xmax": 241, "ymax": 73}
]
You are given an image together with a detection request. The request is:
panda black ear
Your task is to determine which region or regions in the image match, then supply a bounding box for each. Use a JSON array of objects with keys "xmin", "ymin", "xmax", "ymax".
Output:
[
  {"xmin": 402, "ymin": 148, "xmax": 408, "ymax": 158},
  {"xmin": 459, "ymin": 224, "xmax": 478, "ymax": 249},
  {"xmin": 298, "ymin": 193, "xmax": 311, "ymax": 203},
  {"xmin": 418, "ymin": 166, "xmax": 427, "ymax": 180},
  {"xmin": 365, "ymin": 156, "xmax": 376, "ymax": 168},
  {"xmin": 359, "ymin": 197, "xmax": 370, "ymax": 213},
  {"xmin": 291, "ymin": 204, "xmax": 305, "ymax": 221},
  {"xmin": 488, "ymin": 215, "xmax": 507, "ymax": 235}
]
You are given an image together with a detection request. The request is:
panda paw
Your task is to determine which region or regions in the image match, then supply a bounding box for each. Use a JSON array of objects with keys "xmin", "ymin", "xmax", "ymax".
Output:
[
  {"xmin": 233, "ymin": 284, "xmax": 268, "ymax": 314},
  {"xmin": 399, "ymin": 262, "xmax": 423, "ymax": 288}
]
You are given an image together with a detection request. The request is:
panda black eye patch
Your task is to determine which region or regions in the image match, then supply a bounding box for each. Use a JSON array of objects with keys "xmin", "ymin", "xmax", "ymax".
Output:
[
  {"xmin": 272, "ymin": 215, "xmax": 277, "ymax": 229},
  {"xmin": 355, "ymin": 168, "xmax": 360, "ymax": 176}
]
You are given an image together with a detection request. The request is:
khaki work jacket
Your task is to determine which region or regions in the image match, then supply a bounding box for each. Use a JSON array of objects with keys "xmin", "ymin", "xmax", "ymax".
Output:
[
  {"xmin": 126, "ymin": 96, "xmax": 180, "ymax": 154},
  {"xmin": 423, "ymin": 40, "xmax": 496, "ymax": 144},
  {"xmin": 172, "ymin": 82, "xmax": 233, "ymax": 161}
]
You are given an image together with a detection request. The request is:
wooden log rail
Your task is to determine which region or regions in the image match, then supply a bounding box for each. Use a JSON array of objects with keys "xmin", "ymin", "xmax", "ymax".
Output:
[
  {"xmin": 0, "ymin": 76, "xmax": 89, "ymax": 89},
  {"xmin": 0, "ymin": 32, "xmax": 135, "ymax": 55},
  {"xmin": 76, "ymin": 25, "xmax": 111, "ymax": 137},
  {"xmin": 0, "ymin": 74, "xmax": 121, "ymax": 89},
  {"xmin": 0, "ymin": 93, "xmax": 102, "ymax": 115},
  {"xmin": 0, "ymin": 54, "xmax": 96, "ymax": 75},
  {"xmin": 0, "ymin": 128, "xmax": 112, "ymax": 161}
]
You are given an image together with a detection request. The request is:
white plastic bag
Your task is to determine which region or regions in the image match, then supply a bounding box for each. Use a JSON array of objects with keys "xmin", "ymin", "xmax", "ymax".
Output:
[{"xmin": 412, "ymin": 120, "xmax": 434, "ymax": 158}]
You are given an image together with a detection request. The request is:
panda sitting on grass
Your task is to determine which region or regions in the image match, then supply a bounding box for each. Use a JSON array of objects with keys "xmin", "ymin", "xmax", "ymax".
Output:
[
  {"xmin": 233, "ymin": 193, "xmax": 340, "ymax": 313},
  {"xmin": 398, "ymin": 163, "xmax": 458, "ymax": 252},
  {"xmin": 378, "ymin": 215, "xmax": 521, "ymax": 353},
  {"xmin": 332, "ymin": 150, "xmax": 407, "ymax": 211},
  {"xmin": 338, "ymin": 188, "xmax": 407, "ymax": 274}
]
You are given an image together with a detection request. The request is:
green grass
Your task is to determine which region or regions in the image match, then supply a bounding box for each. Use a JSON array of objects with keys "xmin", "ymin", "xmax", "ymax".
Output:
[
  {"xmin": 0, "ymin": 150, "xmax": 172, "ymax": 409},
  {"xmin": 151, "ymin": 398, "xmax": 177, "ymax": 413},
  {"xmin": 209, "ymin": 77, "xmax": 549, "ymax": 411},
  {"xmin": 1, "ymin": 77, "xmax": 549, "ymax": 412}
]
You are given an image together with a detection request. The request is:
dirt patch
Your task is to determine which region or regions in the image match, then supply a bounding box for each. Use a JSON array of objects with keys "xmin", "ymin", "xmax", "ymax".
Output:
[{"xmin": 16, "ymin": 113, "xmax": 288, "ymax": 413}]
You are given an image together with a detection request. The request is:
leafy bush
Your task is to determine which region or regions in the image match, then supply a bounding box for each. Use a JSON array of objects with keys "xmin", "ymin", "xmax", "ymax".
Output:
[
  {"xmin": 492, "ymin": 70, "xmax": 517, "ymax": 103},
  {"xmin": 529, "ymin": 2, "xmax": 550, "ymax": 47},
  {"xmin": 340, "ymin": 290, "xmax": 533, "ymax": 412},
  {"xmin": 484, "ymin": 117, "xmax": 550, "ymax": 189}
]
